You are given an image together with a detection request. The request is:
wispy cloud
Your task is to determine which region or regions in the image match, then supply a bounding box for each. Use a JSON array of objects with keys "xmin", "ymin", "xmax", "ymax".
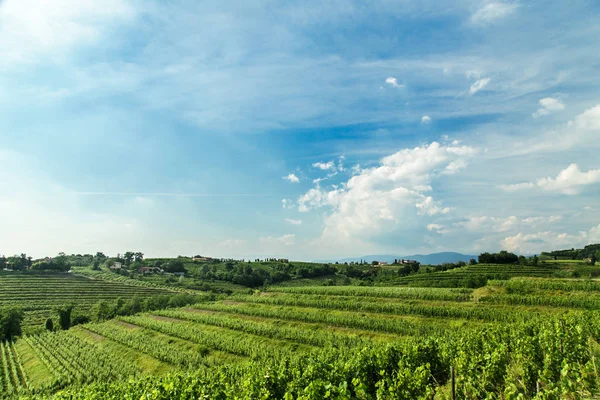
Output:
[
  {"xmin": 75, "ymin": 192, "xmax": 277, "ymax": 197},
  {"xmin": 471, "ymin": 1, "xmax": 518, "ymax": 25},
  {"xmin": 469, "ymin": 78, "xmax": 490, "ymax": 95},
  {"xmin": 285, "ymin": 218, "xmax": 302, "ymax": 225}
]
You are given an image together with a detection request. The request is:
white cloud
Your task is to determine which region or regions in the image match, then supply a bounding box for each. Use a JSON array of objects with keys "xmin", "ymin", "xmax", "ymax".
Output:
[
  {"xmin": 297, "ymin": 141, "xmax": 477, "ymax": 241},
  {"xmin": 456, "ymin": 215, "xmax": 563, "ymax": 233},
  {"xmin": 313, "ymin": 161, "xmax": 335, "ymax": 170},
  {"xmin": 416, "ymin": 196, "xmax": 450, "ymax": 216},
  {"xmin": 281, "ymin": 199, "xmax": 293, "ymax": 209},
  {"xmin": 298, "ymin": 188, "xmax": 330, "ymax": 212},
  {"xmin": 285, "ymin": 218, "xmax": 302, "ymax": 225},
  {"xmin": 500, "ymin": 227, "xmax": 598, "ymax": 255},
  {"xmin": 469, "ymin": 78, "xmax": 490, "ymax": 95},
  {"xmin": 443, "ymin": 159, "xmax": 469, "ymax": 175},
  {"xmin": 471, "ymin": 1, "xmax": 518, "ymax": 25},
  {"xmin": 500, "ymin": 164, "xmax": 600, "ymax": 195},
  {"xmin": 283, "ymin": 173, "xmax": 300, "ymax": 183},
  {"xmin": 532, "ymin": 97, "xmax": 565, "ymax": 118},
  {"xmin": 427, "ymin": 223, "xmax": 443, "ymax": 231},
  {"xmin": 569, "ymin": 105, "xmax": 600, "ymax": 130},
  {"xmin": 421, "ymin": 115, "xmax": 432, "ymax": 124},
  {"xmin": 385, "ymin": 77, "xmax": 403, "ymax": 88},
  {"xmin": 259, "ymin": 234, "xmax": 295, "ymax": 246},
  {"xmin": 0, "ymin": 0, "xmax": 136, "ymax": 67}
]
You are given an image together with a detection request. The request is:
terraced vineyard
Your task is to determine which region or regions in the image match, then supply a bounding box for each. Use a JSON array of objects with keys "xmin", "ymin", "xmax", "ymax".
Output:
[
  {"xmin": 0, "ymin": 272, "xmax": 174, "ymax": 327},
  {"xmin": 4, "ymin": 267, "xmax": 600, "ymax": 398},
  {"xmin": 393, "ymin": 263, "xmax": 560, "ymax": 287},
  {"xmin": 3, "ymin": 274, "xmax": 600, "ymax": 398}
]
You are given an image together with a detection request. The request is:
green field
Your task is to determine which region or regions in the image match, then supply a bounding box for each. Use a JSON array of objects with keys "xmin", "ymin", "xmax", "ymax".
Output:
[
  {"xmin": 2, "ymin": 261, "xmax": 600, "ymax": 398},
  {"xmin": 0, "ymin": 272, "xmax": 175, "ymax": 328}
]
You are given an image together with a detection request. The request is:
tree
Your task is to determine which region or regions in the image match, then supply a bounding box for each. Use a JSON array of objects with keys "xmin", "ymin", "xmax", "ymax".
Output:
[
  {"xmin": 165, "ymin": 260, "xmax": 186, "ymax": 273},
  {"xmin": 0, "ymin": 307, "xmax": 24, "ymax": 340},
  {"xmin": 45, "ymin": 318, "xmax": 54, "ymax": 331},
  {"xmin": 478, "ymin": 251, "xmax": 519, "ymax": 264},
  {"xmin": 93, "ymin": 300, "xmax": 113, "ymax": 322},
  {"xmin": 134, "ymin": 252, "xmax": 144, "ymax": 263},
  {"xmin": 55, "ymin": 305, "xmax": 75, "ymax": 330},
  {"xmin": 469, "ymin": 258, "xmax": 477, "ymax": 265},
  {"xmin": 123, "ymin": 252, "xmax": 134, "ymax": 266}
]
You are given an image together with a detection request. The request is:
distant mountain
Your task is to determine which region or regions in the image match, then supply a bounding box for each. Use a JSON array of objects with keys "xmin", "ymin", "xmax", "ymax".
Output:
[{"xmin": 334, "ymin": 252, "xmax": 476, "ymax": 265}]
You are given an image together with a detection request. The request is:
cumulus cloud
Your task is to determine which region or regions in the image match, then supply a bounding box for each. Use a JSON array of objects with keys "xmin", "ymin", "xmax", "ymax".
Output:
[
  {"xmin": 313, "ymin": 161, "xmax": 335, "ymax": 170},
  {"xmin": 285, "ymin": 218, "xmax": 302, "ymax": 225},
  {"xmin": 532, "ymin": 97, "xmax": 565, "ymax": 118},
  {"xmin": 500, "ymin": 164, "xmax": 600, "ymax": 195},
  {"xmin": 471, "ymin": 1, "xmax": 518, "ymax": 25},
  {"xmin": 469, "ymin": 78, "xmax": 490, "ymax": 95},
  {"xmin": 297, "ymin": 141, "xmax": 477, "ymax": 241},
  {"xmin": 283, "ymin": 173, "xmax": 300, "ymax": 183},
  {"xmin": 421, "ymin": 115, "xmax": 432, "ymax": 124},
  {"xmin": 385, "ymin": 77, "xmax": 403, "ymax": 88}
]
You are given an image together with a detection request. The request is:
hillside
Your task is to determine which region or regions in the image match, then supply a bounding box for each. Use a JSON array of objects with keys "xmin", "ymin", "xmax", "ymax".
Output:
[
  {"xmin": 336, "ymin": 252, "xmax": 477, "ymax": 265},
  {"xmin": 3, "ymin": 267, "xmax": 600, "ymax": 398}
]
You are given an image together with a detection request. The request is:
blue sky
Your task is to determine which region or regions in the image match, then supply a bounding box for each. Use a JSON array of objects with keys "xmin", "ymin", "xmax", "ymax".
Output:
[{"xmin": 1, "ymin": 0, "xmax": 599, "ymax": 259}]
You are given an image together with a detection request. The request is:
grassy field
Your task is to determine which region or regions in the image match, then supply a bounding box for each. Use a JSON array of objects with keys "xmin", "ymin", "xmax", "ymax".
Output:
[{"xmin": 2, "ymin": 261, "xmax": 600, "ymax": 398}]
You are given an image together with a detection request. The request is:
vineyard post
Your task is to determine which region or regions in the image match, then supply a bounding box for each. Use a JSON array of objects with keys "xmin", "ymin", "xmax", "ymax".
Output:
[
  {"xmin": 451, "ymin": 366, "xmax": 455, "ymax": 400},
  {"xmin": 536, "ymin": 380, "xmax": 540, "ymax": 396}
]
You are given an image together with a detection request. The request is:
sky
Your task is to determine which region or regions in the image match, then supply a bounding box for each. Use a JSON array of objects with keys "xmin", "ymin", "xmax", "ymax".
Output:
[{"xmin": 1, "ymin": 0, "xmax": 600, "ymax": 260}]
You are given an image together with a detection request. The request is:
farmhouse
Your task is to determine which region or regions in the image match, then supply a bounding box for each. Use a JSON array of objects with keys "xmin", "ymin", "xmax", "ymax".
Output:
[
  {"xmin": 140, "ymin": 266, "xmax": 163, "ymax": 274},
  {"xmin": 110, "ymin": 262, "xmax": 122, "ymax": 270}
]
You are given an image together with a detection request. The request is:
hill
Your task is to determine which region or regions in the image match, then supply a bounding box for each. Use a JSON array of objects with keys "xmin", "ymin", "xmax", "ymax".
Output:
[{"xmin": 335, "ymin": 252, "xmax": 476, "ymax": 265}]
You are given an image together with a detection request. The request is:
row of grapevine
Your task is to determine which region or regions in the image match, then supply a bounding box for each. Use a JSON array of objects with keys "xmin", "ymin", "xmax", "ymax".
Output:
[
  {"xmin": 23, "ymin": 331, "xmax": 140, "ymax": 388},
  {"xmin": 481, "ymin": 293, "xmax": 600, "ymax": 309},
  {"xmin": 190, "ymin": 302, "xmax": 448, "ymax": 336},
  {"xmin": 0, "ymin": 340, "xmax": 31, "ymax": 397},
  {"xmin": 122, "ymin": 314, "xmax": 313, "ymax": 360},
  {"xmin": 269, "ymin": 285, "xmax": 473, "ymax": 301},
  {"xmin": 83, "ymin": 322, "xmax": 206, "ymax": 368},
  {"xmin": 490, "ymin": 278, "xmax": 600, "ymax": 293},
  {"xmin": 233, "ymin": 292, "xmax": 556, "ymax": 322},
  {"xmin": 50, "ymin": 315, "xmax": 600, "ymax": 400},
  {"xmin": 73, "ymin": 268, "xmax": 197, "ymax": 294},
  {"xmin": 152, "ymin": 308, "xmax": 369, "ymax": 348}
]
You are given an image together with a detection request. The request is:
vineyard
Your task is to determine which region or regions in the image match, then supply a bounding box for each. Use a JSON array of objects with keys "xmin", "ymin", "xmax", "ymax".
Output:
[
  {"xmin": 3, "ymin": 266, "xmax": 600, "ymax": 398},
  {"xmin": 0, "ymin": 272, "xmax": 174, "ymax": 328}
]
